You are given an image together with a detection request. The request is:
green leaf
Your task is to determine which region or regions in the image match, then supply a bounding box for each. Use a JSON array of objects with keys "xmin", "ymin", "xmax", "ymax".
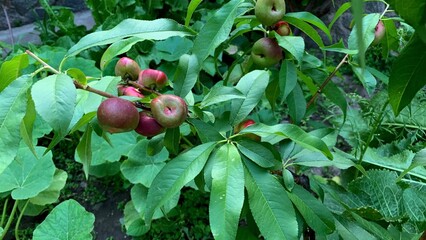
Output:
[
  {"xmin": 192, "ymin": 0, "xmax": 244, "ymax": 63},
  {"xmin": 164, "ymin": 127, "xmax": 180, "ymax": 155},
  {"xmin": 230, "ymin": 70, "xmax": 269, "ymax": 125},
  {"xmin": 351, "ymin": 65, "xmax": 377, "ymax": 95},
  {"xmin": 0, "ymin": 146, "xmax": 55, "ymax": 200},
  {"xmin": 209, "ymin": 144, "xmax": 244, "ymax": 240},
  {"xmin": 350, "ymin": 212, "xmax": 394, "ymax": 240},
  {"xmin": 76, "ymin": 124, "xmax": 93, "ymax": 179},
  {"xmin": 185, "ymin": 0, "xmax": 202, "ymax": 26},
  {"xmin": 75, "ymin": 131, "xmax": 137, "ymax": 166},
  {"xmin": 403, "ymin": 187, "xmax": 426, "ymax": 222},
  {"xmin": 328, "ymin": 2, "xmax": 351, "ymax": 30},
  {"xmin": 388, "ymin": 36, "xmax": 426, "ymax": 115},
  {"xmin": 69, "ymin": 111, "xmax": 97, "ymax": 134},
  {"xmin": 348, "ymin": 13, "xmax": 379, "ymax": 65},
  {"xmin": 237, "ymin": 139, "xmax": 279, "ymax": 168},
  {"xmin": 334, "ymin": 214, "xmax": 377, "ymax": 240},
  {"xmin": 123, "ymin": 201, "xmax": 150, "ymax": 236},
  {"xmin": 82, "ymin": 76, "xmax": 121, "ymax": 113},
  {"xmin": 286, "ymin": 12, "xmax": 332, "ymax": 41},
  {"xmin": 0, "ymin": 53, "xmax": 29, "ymax": 92},
  {"xmin": 265, "ymin": 76, "xmax": 280, "ymax": 110},
  {"xmin": 145, "ymin": 142, "xmax": 217, "ymax": 223},
  {"xmin": 287, "ymin": 185, "xmax": 335, "ymax": 234},
  {"xmin": 200, "ymin": 84, "xmax": 245, "ymax": 108},
  {"xmin": 381, "ymin": 18, "xmax": 399, "ymax": 58},
  {"xmin": 100, "ymin": 36, "xmax": 143, "ymax": 69},
  {"xmin": 66, "ymin": 18, "xmax": 194, "ymax": 57},
  {"xmin": 31, "ymin": 74, "xmax": 76, "ymax": 136},
  {"xmin": 131, "ymin": 184, "xmax": 179, "ymax": 221},
  {"xmin": 239, "ymin": 123, "xmax": 333, "ymax": 159},
  {"xmin": 20, "ymin": 95, "xmax": 37, "ymax": 156},
  {"xmin": 30, "ymin": 169, "xmax": 68, "ymax": 206},
  {"xmin": 321, "ymin": 40, "xmax": 358, "ymax": 54},
  {"xmin": 0, "ymin": 75, "xmax": 32, "ymax": 175},
  {"xmin": 275, "ymin": 35, "xmax": 305, "ymax": 63},
  {"xmin": 282, "ymin": 15, "xmax": 324, "ymax": 47},
  {"xmin": 348, "ymin": 169, "xmax": 403, "ymax": 221},
  {"xmin": 188, "ymin": 119, "xmax": 225, "ymax": 143},
  {"xmin": 244, "ymin": 160, "xmax": 298, "ymax": 240},
  {"xmin": 121, "ymin": 139, "xmax": 169, "ymax": 187},
  {"xmin": 286, "ymin": 82, "xmax": 306, "ymax": 124},
  {"xmin": 33, "ymin": 199, "xmax": 95, "ymax": 240},
  {"xmin": 173, "ymin": 54, "xmax": 199, "ymax": 98},
  {"xmin": 66, "ymin": 68, "xmax": 87, "ymax": 86},
  {"xmin": 279, "ymin": 60, "xmax": 297, "ymax": 101}
]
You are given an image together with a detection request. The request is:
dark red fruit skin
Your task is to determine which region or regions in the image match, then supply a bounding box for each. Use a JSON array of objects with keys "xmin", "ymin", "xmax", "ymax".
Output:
[
  {"xmin": 115, "ymin": 57, "xmax": 141, "ymax": 81},
  {"xmin": 150, "ymin": 94, "xmax": 188, "ymax": 128},
  {"xmin": 117, "ymin": 85, "xmax": 144, "ymax": 98},
  {"xmin": 97, "ymin": 98, "xmax": 139, "ymax": 133},
  {"xmin": 251, "ymin": 37, "xmax": 283, "ymax": 68},
  {"xmin": 137, "ymin": 69, "xmax": 168, "ymax": 90},
  {"xmin": 134, "ymin": 112, "xmax": 165, "ymax": 137},
  {"xmin": 234, "ymin": 119, "xmax": 261, "ymax": 141},
  {"xmin": 273, "ymin": 21, "xmax": 291, "ymax": 36}
]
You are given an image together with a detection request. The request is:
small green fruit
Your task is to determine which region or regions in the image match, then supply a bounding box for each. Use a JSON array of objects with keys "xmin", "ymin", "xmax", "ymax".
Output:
[
  {"xmin": 97, "ymin": 98, "xmax": 139, "ymax": 133},
  {"xmin": 251, "ymin": 37, "xmax": 283, "ymax": 68},
  {"xmin": 255, "ymin": 0, "xmax": 286, "ymax": 26},
  {"xmin": 115, "ymin": 57, "xmax": 141, "ymax": 81},
  {"xmin": 135, "ymin": 112, "xmax": 165, "ymax": 137},
  {"xmin": 150, "ymin": 94, "xmax": 188, "ymax": 128}
]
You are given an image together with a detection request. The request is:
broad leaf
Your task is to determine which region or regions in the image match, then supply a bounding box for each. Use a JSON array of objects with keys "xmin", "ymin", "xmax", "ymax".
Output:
[
  {"xmin": 0, "ymin": 146, "xmax": 55, "ymax": 200},
  {"xmin": 287, "ymin": 185, "xmax": 335, "ymax": 234},
  {"xmin": 33, "ymin": 199, "xmax": 95, "ymax": 240},
  {"xmin": 275, "ymin": 35, "xmax": 305, "ymax": 63},
  {"xmin": 0, "ymin": 75, "xmax": 31, "ymax": 175},
  {"xmin": 188, "ymin": 119, "xmax": 225, "ymax": 143},
  {"xmin": 237, "ymin": 139, "xmax": 279, "ymax": 168},
  {"xmin": 30, "ymin": 169, "xmax": 68, "ymax": 206},
  {"xmin": 66, "ymin": 18, "xmax": 194, "ymax": 57},
  {"xmin": 145, "ymin": 142, "xmax": 217, "ymax": 223},
  {"xmin": 192, "ymin": 0, "xmax": 244, "ymax": 63},
  {"xmin": 286, "ymin": 12, "xmax": 331, "ymax": 41},
  {"xmin": 31, "ymin": 74, "xmax": 76, "ymax": 136},
  {"xmin": 100, "ymin": 36, "xmax": 143, "ymax": 69},
  {"xmin": 123, "ymin": 201, "xmax": 150, "ymax": 236},
  {"xmin": 173, "ymin": 54, "xmax": 199, "ymax": 98},
  {"xmin": 20, "ymin": 95, "xmax": 37, "ymax": 156},
  {"xmin": 244, "ymin": 160, "xmax": 298, "ymax": 240},
  {"xmin": 348, "ymin": 13, "xmax": 380, "ymax": 56},
  {"xmin": 164, "ymin": 127, "xmax": 180, "ymax": 155},
  {"xmin": 200, "ymin": 84, "xmax": 245, "ymax": 108},
  {"xmin": 230, "ymin": 70, "xmax": 269, "ymax": 125},
  {"xmin": 0, "ymin": 53, "xmax": 29, "ymax": 92},
  {"xmin": 286, "ymin": 82, "xmax": 306, "ymax": 124},
  {"xmin": 388, "ymin": 36, "xmax": 426, "ymax": 114},
  {"xmin": 209, "ymin": 144, "xmax": 244, "ymax": 240},
  {"xmin": 240, "ymin": 123, "xmax": 332, "ymax": 159},
  {"xmin": 121, "ymin": 139, "xmax": 169, "ymax": 187}
]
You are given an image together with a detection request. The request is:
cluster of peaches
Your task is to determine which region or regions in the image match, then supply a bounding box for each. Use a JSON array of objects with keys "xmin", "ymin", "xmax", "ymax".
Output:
[{"xmin": 97, "ymin": 57, "xmax": 187, "ymax": 137}]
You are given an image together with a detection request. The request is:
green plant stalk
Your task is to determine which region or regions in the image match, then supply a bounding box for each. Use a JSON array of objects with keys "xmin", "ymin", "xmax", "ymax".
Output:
[
  {"xmin": 0, "ymin": 200, "xmax": 19, "ymax": 240},
  {"xmin": 0, "ymin": 198, "xmax": 9, "ymax": 228},
  {"xmin": 14, "ymin": 200, "xmax": 29, "ymax": 240},
  {"xmin": 357, "ymin": 100, "xmax": 389, "ymax": 165}
]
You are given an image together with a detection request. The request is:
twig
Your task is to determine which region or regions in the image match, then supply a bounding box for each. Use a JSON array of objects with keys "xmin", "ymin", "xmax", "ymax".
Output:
[
  {"xmin": 2, "ymin": 4, "xmax": 14, "ymax": 46},
  {"xmin": 306, "ymin": 54, "xmax": 348, "ymax": 109},
  {"xmin": 127, "ymin": 81, "xmax": 162, "ymax": 96}
]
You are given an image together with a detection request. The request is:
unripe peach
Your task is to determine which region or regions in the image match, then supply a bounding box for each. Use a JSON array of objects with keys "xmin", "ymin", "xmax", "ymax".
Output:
[
  {"xmin": 115, "ymin": 57, "xmax": 141, "ymax": 81},
  {"xmin": 255, "ymin": 0, "xmax": 286, "ymax": 26},
  {"xmin": 134, "ymin": 112, "xmax": 165, "ymax": 137},
  {"xmin": 273, "ymin": 21, "xmax": 291, "ymax": 36},
  {"xmin": 150, "ymin": 94, "xmax": 188, "ymax": 128},
  {"xmin": 117, "ymin": 85, "xmax": 144, "ymax": 98},
  {"xmin": 251, "ymin": 37, "xmax": 283, "ymax": 68},
  {"xmin": 234, "ymin": 119, "xmax": 261, "ymax": 141},
  {"xmin": 372, "ymin": 20, "xmax": 386, "ymax": 45}
]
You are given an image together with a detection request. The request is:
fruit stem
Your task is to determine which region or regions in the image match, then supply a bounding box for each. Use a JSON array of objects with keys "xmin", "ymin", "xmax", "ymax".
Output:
[
  {"xmin": 127, "ymin": 81, "xmax": 162, "ymax": 96},
  {"xmin": 306, "ymin": 54, "xmax": 348, "ymax": 109}
]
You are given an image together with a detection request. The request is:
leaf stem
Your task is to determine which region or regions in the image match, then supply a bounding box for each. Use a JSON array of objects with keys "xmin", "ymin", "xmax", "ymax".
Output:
[
  {"xmin": 0, "ymin": 198, "xmax": 9, "ymax": 228},
  {"xmin": 306, "ymin": 54, "xmax": 348, "ymax": 109},
  {"xmin": 0, "ymin": 200, "xmax": 18, "ymax": 240},
  {"xmin": 14, "ymin": 200, "xmax": 29, "ymax": 240}
]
